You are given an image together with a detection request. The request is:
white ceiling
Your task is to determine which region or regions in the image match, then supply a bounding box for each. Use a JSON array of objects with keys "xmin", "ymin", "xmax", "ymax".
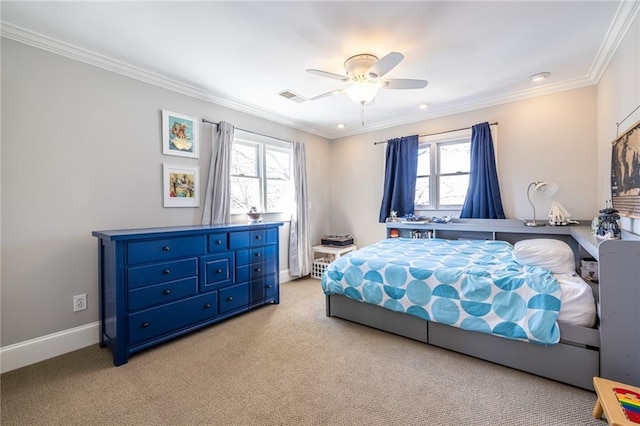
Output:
[{"xmin": 1, "ymin": 1, "xmax": 637, "ymax": 139}]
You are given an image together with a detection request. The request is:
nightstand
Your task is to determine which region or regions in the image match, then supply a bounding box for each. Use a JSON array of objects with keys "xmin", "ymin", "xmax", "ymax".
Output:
[{"xmin": 310, "ymin": 244, "xmax": 358, "ymax": 279}]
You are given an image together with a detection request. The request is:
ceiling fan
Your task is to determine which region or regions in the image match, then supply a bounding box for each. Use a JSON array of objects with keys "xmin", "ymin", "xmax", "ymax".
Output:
[{"xmin": 306, "ymin": 52, "xmax": 428, "ymax": 104}]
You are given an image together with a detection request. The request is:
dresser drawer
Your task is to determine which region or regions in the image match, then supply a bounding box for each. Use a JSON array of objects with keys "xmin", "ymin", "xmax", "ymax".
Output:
[
  {"xmin": 238, "ymin": 255, "xmax": 278, "ymax": 282},
  {"xmin": 236, "ymin": 247, "xmax": 265, "ymax": 266},
  {"xmin": 236, "ymin": 262, "xmax": 265, "ymax": 283},
  {"xmin": 208, "ymin": 233, "xmax": 228, "ymax": 252},
  {"xmin": 128, "ymin": 293, "xmax": 218, "ymax": 346},
  {"xmin": 128, "ymin": 236, "xmax": 206, "ymax": 265},
  {"xmin": 200, "ymin": 252, "xmax": 233, "ymax": 291},
  {"xmin": 128, "ymin": 258, "xmax": 197, "ymax": 289},
  {"xmin": 128, "ymin": 277, "xmax": 198, "ymax": 311},
  {"xmin": 250, "ymin": 230, "xmax": 266, "ymax": 246},
  {"xmin": 229, "ymin": 231, "xmax": 250, "ymax": 250},
  {"xmin": 250, "ymin": 275, "xmax": 277, "ymax": 304},
  {"xmin": 229, "ymin": 229, "xmax": 270, "ymax": 249},
  {"xmin": 219, "ymin": 283, "xmax": 249, "ymax": 314},
  {"xmin": 265, "ymin": 227, "xmax": 278, "ymax": 245}
]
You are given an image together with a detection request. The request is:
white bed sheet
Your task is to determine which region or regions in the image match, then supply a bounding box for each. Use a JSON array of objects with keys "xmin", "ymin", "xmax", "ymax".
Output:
[{"xmin": 555, "ymin": 273, "xmax": 596, "ymax": 327}]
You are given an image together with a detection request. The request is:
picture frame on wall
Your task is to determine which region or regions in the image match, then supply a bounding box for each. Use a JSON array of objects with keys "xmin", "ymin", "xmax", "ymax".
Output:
[
  {"xmin": 163, "ymin": 163, "xmax": 200, "ymax": 207},
  {"xmin": 162, "ymin": 110, "xmax": 199, "ymax": 158},
  {"xmin": 611, "ymin": 118, "xmax": 640, "ymax": 219}
]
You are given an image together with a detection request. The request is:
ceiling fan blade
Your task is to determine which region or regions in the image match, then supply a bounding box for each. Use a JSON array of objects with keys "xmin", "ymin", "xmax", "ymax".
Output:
[
  {"xmin": 306, "ymin": 69, "xmax": 348, "ymax": 81},
  {"xmin": 367, "ymin": 52, "xmax": 404, "ymax": 79},
  {"xmin": 383, "ymin": 79, "xmax": 429, "ymax": 90},
  {"xmin": 309, "ymin": 88, "xmax": 345, "ymax": 100}
]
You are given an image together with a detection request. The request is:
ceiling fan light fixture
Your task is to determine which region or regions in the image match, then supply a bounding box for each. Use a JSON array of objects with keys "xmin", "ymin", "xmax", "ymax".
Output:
[
  {"xmin": 530, "ymin": 72, "xmax": 551, "ymax": 82},
  {"xmin": 346, "ymin": 82, "xmax": 380, "ymax": 105}
]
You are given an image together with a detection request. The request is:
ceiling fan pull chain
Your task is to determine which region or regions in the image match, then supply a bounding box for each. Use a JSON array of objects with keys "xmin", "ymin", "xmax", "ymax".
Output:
[{"xmin": 361, "ymin": 102, "xmax": 365, "ymax": 126}]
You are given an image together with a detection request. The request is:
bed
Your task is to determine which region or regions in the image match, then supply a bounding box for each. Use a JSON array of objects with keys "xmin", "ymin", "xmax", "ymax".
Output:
[{"xmin": 322, "ymin": 237, "xmax": 601, "ymax": 390}]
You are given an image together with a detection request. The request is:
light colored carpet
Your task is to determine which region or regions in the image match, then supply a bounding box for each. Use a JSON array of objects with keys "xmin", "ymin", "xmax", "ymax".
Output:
[{"xmin": 1, "ymin": 278, "xmax": 602, "ymax": 425}]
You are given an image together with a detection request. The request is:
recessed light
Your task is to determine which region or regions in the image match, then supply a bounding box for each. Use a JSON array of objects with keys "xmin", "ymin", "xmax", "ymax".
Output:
[
  {"xmin": 337, "ymin": 123, "xmax": 345, "ymax": 129},
  {"xmin": 418, "ymin": 103, "xmax": 430, "ymax": 110},
  {"xmin": 530, "ymin": 72, "xmax": 551, "ymax": 82}
]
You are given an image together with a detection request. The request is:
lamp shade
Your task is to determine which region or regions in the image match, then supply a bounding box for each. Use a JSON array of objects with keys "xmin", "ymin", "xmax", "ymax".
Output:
[
  {"xmin": 346, "ymin": 82, "xmax": 380, "ymax": 105},
  {"xmin": 530, "ymin": 181, "xmax": 558, "ymax": 200}
]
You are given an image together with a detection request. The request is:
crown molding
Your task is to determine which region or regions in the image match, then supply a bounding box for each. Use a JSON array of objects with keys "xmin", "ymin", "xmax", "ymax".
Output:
[
  {"xmin": 0, "ymin": 22, "xmax": 333, "ymax": 140},
  {"xmin": 588, "ymin": 0, "xmax": 640, "ymax": 83},
  {"xmin": 336, "ymin": 75, "xmax": 597, "ymax": 139}
]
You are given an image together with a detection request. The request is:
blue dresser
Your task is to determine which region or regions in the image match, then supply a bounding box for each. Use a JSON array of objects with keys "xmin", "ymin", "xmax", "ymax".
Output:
[{"xmin": 92, "ymin": 222, "xmax": 283, "ymax": 366}]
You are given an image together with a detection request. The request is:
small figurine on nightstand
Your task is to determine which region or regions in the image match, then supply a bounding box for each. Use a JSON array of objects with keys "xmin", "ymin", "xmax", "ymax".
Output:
[
  {"xmin": 388, "ymin": 210, "xmax": 398, "ymax": 222},
  {"xmin": 596, "ymin": 200, "xmax": 621, "ymax": 239}
]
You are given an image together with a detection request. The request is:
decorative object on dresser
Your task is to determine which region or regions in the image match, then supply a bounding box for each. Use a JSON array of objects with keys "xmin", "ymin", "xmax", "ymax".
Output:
[
  {"xmin": 161, "ymin": 109, "xmax": 199, "ymax": 158},
  {"xmin": 92, "ymin": 222, "xmax": 283, "ymax": 366},
  {"xmin": 524, "ymin": 181, "xmax": 558, "ymax": 227},
  {"xmin": 246, "ymin": 207, "xmax": 262, "ymax": 223}
]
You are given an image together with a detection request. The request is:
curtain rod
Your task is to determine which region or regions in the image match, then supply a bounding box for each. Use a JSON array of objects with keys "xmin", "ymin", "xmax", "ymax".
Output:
[
  {"xmin": 373, "ymin": 121, "xmax": 499, "ymax": 145},
  {"xmin": 202, "ymin": 118, "xmax": 292, "ymax": 144}
]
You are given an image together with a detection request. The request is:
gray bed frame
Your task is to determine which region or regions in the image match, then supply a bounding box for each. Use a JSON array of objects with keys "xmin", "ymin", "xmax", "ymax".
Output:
[{"xmin": 323, "ymin": 220, "xmax": 640, "ymax": 391}]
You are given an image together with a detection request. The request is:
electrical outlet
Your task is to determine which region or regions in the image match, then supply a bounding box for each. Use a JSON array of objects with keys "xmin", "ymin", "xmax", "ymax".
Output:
[{"xmin": 73, "ymin": 294, "xmax": 87, "ymax": 312}]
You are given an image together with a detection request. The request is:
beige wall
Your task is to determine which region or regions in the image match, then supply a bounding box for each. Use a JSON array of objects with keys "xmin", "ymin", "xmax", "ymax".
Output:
[
  {"xmin": 0, "ymin": 39, "xmax": 332, "ymax": 346},
  {"xmin": 597, "ymin": 11, "xmax": 640, "ymax": 234},
  {"xmin": 330, "ymin": 87, "xmax": 599, "ymax": 247}
]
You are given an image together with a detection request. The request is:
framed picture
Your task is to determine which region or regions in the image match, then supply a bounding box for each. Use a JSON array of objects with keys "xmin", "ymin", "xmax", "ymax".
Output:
[
  {"xmin": 162, "ymin": 110, "xmax": 199, "ymax": 158},
  {"xmin": 163, "ymin": 163, "xmax": 200, "ymax": 207},
  {"xmin": 611, "ymin": 118, "xmax": 640, "ymax": 218}
]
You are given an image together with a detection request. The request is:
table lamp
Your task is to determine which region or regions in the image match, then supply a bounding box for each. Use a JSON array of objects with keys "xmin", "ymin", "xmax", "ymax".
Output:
[{"xmin": 524, "ymin": 181, "xmax": 558, "ymax": 227}]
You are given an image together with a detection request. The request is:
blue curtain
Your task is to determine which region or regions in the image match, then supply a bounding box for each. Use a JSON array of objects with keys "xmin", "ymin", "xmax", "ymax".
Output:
[
  {"xmin": 378, "ymin": 135, "xmax": 419, "ymax": 222},
  {"xmin": 460, "ymin": 122, "xmax": 505, "ymax": 219}
]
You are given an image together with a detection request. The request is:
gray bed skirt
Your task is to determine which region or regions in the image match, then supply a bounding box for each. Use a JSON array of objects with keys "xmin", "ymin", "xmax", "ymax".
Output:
[{"xmin": 326, "ymin": 294, "xmax": 600, "ymax": 391}]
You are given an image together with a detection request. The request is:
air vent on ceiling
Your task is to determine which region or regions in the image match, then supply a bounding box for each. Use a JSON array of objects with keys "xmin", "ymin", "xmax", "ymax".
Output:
[{"xmin": 278, "ymin": 90, "xmax": 307, "ymax": 103}]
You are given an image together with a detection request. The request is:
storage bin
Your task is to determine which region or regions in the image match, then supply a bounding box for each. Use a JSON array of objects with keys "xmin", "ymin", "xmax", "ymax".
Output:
[{"xmin": 311, "ymin": 257, "xmax": 332, "ymax": 279}]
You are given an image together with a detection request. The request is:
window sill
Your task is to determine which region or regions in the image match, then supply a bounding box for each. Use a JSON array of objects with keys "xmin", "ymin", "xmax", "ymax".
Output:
[
  {"xmin": 415, "ymin": 208, "xmax": 462, "ymax": 216},
  {"xmin": 230, "ymin": 212, "xmax": 291, "ymax": 224}
]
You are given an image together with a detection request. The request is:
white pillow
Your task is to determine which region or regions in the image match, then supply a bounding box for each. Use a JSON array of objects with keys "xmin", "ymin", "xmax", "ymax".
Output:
[
  {"xmin": 554, "ymin": 273, "xmax": 597, "ymax": 327},
  {"xmin": 513, "ymin": 239, "xmax": 576, "ymax": 274}
]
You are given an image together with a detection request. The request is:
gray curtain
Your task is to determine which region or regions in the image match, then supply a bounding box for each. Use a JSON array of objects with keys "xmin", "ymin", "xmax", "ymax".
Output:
[
  {"xmin": 202, "ymin": 121, "xmax": 235, "ymax": 225},
  {"xmin": 289, "ymin": 141, "xmax": 311, "ymax": 277}
]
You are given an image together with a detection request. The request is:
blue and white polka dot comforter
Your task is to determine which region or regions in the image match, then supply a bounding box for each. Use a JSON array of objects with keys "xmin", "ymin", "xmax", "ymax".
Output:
[{"xmin": 321, "ymin": 238, "xmax": 561, "ymax": 345}]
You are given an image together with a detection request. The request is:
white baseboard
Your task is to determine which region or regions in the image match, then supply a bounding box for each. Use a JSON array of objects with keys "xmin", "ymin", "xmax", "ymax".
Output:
[
  {"xmin": 0, "ymin": 322, "xmax": 99, "ymax": 374},
  {"xmin": 1, "ymin": 270, "xmax": 296, "ymax": 373},
  {"xmin": 280, "ymin": 268, "xmax": 294, "ymax": 283}
]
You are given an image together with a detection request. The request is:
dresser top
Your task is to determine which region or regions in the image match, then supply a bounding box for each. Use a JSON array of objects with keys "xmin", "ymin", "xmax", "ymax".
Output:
[{"xmin": 92, "ymin": 222, "xmax": 283, "ymax": 240}]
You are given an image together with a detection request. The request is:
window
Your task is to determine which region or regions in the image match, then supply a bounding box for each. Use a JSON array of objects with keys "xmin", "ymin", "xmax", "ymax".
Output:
[
  {"xmin": 415, "ymin": 130, "xmax": 471, "ymax": 210},
  {"xmin": 230, "ymin": 131, "xmax": 292, "ymax": 215}
]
